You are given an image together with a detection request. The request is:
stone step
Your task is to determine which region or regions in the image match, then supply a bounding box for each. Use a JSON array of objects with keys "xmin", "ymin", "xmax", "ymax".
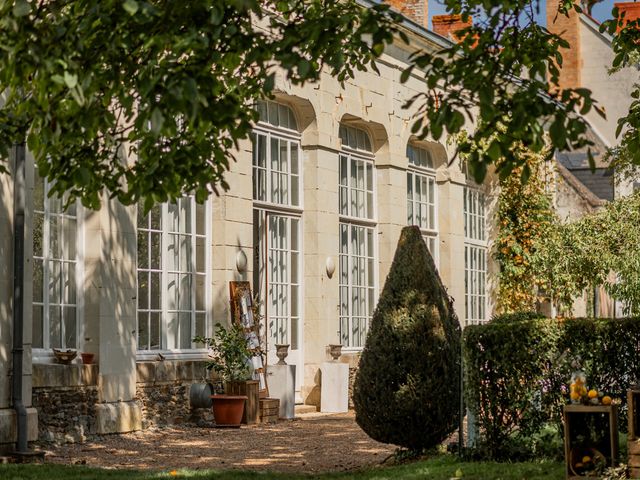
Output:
[{"xmin": 294, "ymin": 404, "xmax": 318, "ymax": 415}]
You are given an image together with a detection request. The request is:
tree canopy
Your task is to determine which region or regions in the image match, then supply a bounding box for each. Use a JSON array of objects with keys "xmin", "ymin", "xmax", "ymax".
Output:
[
  {"xmin": 0, "ymin": 0, "xmax": 638, "ymax": 207},
  {"xmin": 402, "ymin": 0, "xmax": 639, "ymax": 184},
  {"xmin": 0, "ymin": 0, "xmax": 400, "ymax": 209}
]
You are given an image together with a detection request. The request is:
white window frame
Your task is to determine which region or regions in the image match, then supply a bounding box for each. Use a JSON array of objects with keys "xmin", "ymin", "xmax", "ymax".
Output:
[
  {"xmin": 32, "ymin": 174, "xmax": 84, "ymax": 355},
  {"xmin": 463, "ymin": 186, "xmax": 487, "ymax": 326},
  {"xmin": 136, "ymin": 198, "xmax": 212, "ymax": 359},
  {"xmin": 252, "ymin": 101, "xmax": 304, "ymax": 376},
  {"xmin": 252, "ymin": 126, "xmax": 302, "ymax": 209},
  {"xmin": 338, "ymin": 124, "xmax": 377, "ymax": 351},
  {"xmin": 406, "ymin": 144, "xmax": 439, "ymax": 264}
]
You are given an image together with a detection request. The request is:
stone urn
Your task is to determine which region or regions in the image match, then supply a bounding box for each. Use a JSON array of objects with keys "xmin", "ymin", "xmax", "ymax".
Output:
[
  {"xmin": 328, "ymin": 344, "xmax": 342, "ymax": 362},
  {"xmin": 275, "ymin": 344, "xmax": 289, "ymax": 365}
]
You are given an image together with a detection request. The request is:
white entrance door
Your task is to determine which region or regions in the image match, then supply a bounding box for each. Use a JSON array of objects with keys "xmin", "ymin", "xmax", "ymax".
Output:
[{"xmin": 254, "ymin": 210, "xmax": 303, "ymax": 397}]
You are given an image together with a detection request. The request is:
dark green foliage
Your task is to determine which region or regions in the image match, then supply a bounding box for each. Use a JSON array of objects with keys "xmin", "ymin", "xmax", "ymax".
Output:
[
  {"xmin": 353, "ymin": 226, "xmax": 462, "ymax": 450},
  {"xmin": 0, "ymin": 0, "xmax": 400, "ymax": 209},
  {"xmin": 491, "ymin": 311, "xmax": 544, "ymax": 324},
  {"xmin": 464, "ymin": 317, "xmax": 640, "ymax": 460}
]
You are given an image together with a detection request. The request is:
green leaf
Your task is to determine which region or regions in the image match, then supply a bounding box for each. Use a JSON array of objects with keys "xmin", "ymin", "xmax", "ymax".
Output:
[
  {"xmin": 63, "ymin": 71, "xmax": 78, "ymax": 89},
  {"xmin": 122, "ymin": 0, "xmax": 139, "ymax": 15},
  {"xmin": 12, "ymin": 0, "xmax": 31, "ymax": 17},
  {"xmin": 400, "ymin": 66, "xmax": 413, "ymax": 84}
]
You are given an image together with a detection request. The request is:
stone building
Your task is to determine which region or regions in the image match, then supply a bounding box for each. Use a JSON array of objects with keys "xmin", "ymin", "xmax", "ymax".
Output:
[
  {"xmin": 0, "ymin": 0, "xmax": 635, "ymax": 449},
  {"xmin": 0, "ymin": 1, "xmax": 503, "ymax": 448}
]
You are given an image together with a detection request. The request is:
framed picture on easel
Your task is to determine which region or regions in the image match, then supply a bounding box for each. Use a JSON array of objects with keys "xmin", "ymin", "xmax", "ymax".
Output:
[{"xmin": 229, "ymin": 281, "xmax": 268, "ymax": 397}]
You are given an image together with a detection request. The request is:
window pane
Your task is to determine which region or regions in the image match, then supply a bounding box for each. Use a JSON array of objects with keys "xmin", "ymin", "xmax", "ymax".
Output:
[
  {"xmin": 196, "ymin": 274, "xmax": 206, "ymax": 311},
  {"xmin": 49, "ymin": 306, "xmax": 61, "ymax": 349},
  {"xmin": 33, "ymin": 260, "xmax": 43, "ymax": 303},
  {"xmin": 138, "ymin": 313, "xmax": 149, "ymax": 350},
  {"xmin": 64, "ymin": 263, "xmax": 76, "ymax": 304},
  {"xmin": 179, "ymin": 312, "xmax": 191, "ymax": 349},
  {"xmin": 64, "ymin": 307, "xmax": 77, "ymax": 348},
  {"xmin": 195, "ymin": 313, "xmax": 206, "ymax": 340},
  {"xmin": 150, "ymin": 232, "xmax": 161, "ymax": 269},
  {"xmin": 150, "ymin": 312, "xmax": 161, "ymax": 350},
  {"xmin": 268, "ymin": 102, "xmax": 279, "ymax": 126},
  {"xmin": 196, "ymin": 203, "xmax": 206, "ymax": 236},
  {"xmin": 138, "ymin": 272, "xmax": 148, "ymax": 309},
  {"xmin": 138, "ymin": 232, "xmax": 148, "ymax": 269},
  {"xmin": 32, "ymin": 305, "xmax": 43, "ymax": 349},
  {"xmin": 33, "ymin": 213, "xmax": 43, "ymax": 257}
]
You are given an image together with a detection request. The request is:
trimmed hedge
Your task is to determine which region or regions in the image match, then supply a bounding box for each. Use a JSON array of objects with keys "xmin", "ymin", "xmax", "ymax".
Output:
[{"xmin": 464, "ymin": 316, "xmax": 640, "ymax": 459}]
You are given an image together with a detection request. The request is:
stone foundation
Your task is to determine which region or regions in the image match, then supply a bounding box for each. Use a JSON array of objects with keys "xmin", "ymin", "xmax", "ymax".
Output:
[
  {"xmin": 135, "ymin": 360, "xmax": 216, "ymax": 429},
  {"xmin": 30, "ymin": 360, "xmax": 215, "ymax": 444},
  {"xmin": 32, "ymin": 385, "xmax": 98, "ymax": 443}
]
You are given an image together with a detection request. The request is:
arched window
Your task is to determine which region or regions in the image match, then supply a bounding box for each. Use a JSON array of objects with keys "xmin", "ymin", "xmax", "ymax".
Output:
[
  {"xmin": 252, "ymin": 100, "xmax": 302, "ymax": 382},
  {"xmin": 463, "ymin": 165, "xmax": 487, "ymax": 325},
  {"xmin": 406, "ymin": 143, "xmax": 438, "ymax": 261},
  {"xmin": 338, "ymin": 123, "xmax": 376, "ymax": 349}
]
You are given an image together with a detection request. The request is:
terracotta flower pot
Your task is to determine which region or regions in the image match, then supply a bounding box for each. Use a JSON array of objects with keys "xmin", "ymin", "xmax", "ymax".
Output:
[
  {"xmin": 210, "ymin": 395, "xmax": 247, "ymax": 427},
  {"xmin": 80, "ymin": 352, "xmax": 95, "ymax": 365}
]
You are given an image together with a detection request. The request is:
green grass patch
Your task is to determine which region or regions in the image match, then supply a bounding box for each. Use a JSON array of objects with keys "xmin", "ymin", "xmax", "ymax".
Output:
[{"xmin": 0, "ymin": 455, "xmax": 563, "ymax": 480}]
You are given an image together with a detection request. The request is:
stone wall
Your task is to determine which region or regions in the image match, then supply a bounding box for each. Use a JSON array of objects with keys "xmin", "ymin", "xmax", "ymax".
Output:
[
  {"xmin": 32, "ymin": 385, "xmax": 98, "ymax": 443},
  {"xmin": 32, "ymin": 363, "xmax": 99, "ymax": 444},
  {"xmin": 32, "ymin": 360, "xmax": 217, "ymax": 444},
  {"xmin": 135, "ymin": 360, "xmax": 217, "ymax": 429}
]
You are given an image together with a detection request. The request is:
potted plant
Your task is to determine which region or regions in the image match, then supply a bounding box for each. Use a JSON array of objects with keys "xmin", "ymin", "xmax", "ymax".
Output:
[{"xmin": 194, "ymin": 322, "xmax": 252, "ymax": 427}]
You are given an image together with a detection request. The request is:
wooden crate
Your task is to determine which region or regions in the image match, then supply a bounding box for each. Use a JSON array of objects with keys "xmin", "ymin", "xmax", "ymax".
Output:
[
  {"xmin": 628, "ymin": 388, "xmax": 640, "ymax": 477},
  {"xmin": 563, "ymin": 404, "xmax": 619, "ymax": 479},
  {"xmin": 226, "ymin": 380, "xmax": 260, "ymax": 425},
  {"xmin": 259, "ymin": 398, "xmax": 280, "ymax": 424}
]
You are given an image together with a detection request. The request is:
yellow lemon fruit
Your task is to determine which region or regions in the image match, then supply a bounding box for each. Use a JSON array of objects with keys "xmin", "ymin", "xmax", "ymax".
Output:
[
  {"xmin": 570, "ymin": 391, "xmax": 580, "ymax": 401},
  {"xmin": 582, "ymin": 455, "xmax": 592, "ymax": 464},
  {"xmin": 602, "ymin": 396, "xmax": 612, "ymax": 405},
  {"xmin": 581, "ymin": 387, "xmax": 588, "ymax": 396},
  {"xmin": 588, "ymin": 389, "xmax": 598, "ymax": 399}
]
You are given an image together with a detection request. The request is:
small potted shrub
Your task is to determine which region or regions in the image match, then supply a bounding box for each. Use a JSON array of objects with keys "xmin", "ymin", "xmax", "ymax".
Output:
[{"xmin": 194, "ymin": 322, "xmax": 252, "ymax": 427}]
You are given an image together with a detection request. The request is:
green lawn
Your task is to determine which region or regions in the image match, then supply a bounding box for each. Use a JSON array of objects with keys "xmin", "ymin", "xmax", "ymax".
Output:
[{"xmin": 0, "ymin": 456, "xmax": 563, "ymax": 480}]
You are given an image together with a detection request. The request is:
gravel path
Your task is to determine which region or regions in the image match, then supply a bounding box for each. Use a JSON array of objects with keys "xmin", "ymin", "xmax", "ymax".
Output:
[{"xmin": 41, "ymin": 412, "xmax": 396, "ymax": 474}]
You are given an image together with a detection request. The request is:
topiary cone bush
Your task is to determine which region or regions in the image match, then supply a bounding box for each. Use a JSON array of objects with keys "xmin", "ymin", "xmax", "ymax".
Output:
[{"xmin": 353, "ymin": 226, "xmax": 462, "ymax": 451}]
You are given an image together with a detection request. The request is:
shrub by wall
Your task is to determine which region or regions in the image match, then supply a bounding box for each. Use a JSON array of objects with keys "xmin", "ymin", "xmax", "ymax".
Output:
[
  {"xmin": 463, "ymin": 316, "xmax": 640, "ymax": 459},
  {"xmin": 354, "ymin": 226, "xmax": 461, "ymax": 451}
]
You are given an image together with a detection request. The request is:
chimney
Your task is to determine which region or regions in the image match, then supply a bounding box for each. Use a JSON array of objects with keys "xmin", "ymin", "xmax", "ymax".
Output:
[
  {"xmin": 432, "ymin": 14, "xmax": 472, "ymax": 42},
  {"xmin": 546, "ymin": 0, "xmax": 582, "ymax": 90},
  {"xmin": 385, "ymin": 0, "xmax": 428, "ymax": 28},
  {"xmin": 615, "ymin": 2, "xmax": 640, "ymax": 31}
]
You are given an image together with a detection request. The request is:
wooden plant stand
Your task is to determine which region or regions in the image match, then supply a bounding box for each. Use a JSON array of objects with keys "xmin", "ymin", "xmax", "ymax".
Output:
[
  {"xmin": 226, "ymin": 380, "xmax": 260, "ymax": 425},
  {"xmin": 628, "ymin": 388, "xmax": 640, "ymax": 478},
  {"xmin": 563, "ymin": 404, "xmax": 619, "ymax": 479}
]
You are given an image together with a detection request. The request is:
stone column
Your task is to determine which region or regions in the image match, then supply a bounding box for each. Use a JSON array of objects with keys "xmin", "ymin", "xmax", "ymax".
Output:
[
  {"xmin": 84, "ymin": 197, "xmax": 141, "ymax": 434},
  {"xmin": 436, "ymin": 165, "xmax": 467, "ymax": 323},
  {"xmin": 301, "ymin": 145, "xmax": 340, "ymax": 405}
]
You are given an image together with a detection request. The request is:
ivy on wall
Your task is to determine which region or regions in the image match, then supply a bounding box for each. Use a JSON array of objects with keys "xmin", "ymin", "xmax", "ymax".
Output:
[{"xmin": 494, "ymin": 147, "xmax": 556, "ymax": 314}]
